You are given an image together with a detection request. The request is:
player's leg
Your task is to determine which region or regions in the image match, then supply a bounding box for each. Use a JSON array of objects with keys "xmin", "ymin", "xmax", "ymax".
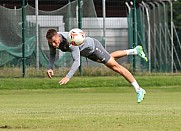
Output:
[
  {"xmin": 110, "ymin": 50, "xmax": 127, "ymax": 60},
  {"xmin": 89, "ymin": 39, "xmax": 146, "ymax": 103},
  {"xmin": 110, "ymin": 45, "xmax": 148, "ymax": 61},
  {"xmin": 105, "ymin": 57, "xmax": 146, "ymax": 103},
  {"xmin": 105, "ymin": 57, "xmax": 134, "ymax": 83}
]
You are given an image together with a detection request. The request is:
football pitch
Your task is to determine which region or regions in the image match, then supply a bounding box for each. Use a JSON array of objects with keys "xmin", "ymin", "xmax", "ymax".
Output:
[{"xmin": 0, "ymin": 76, "xmax": 181, "ymax": 131}]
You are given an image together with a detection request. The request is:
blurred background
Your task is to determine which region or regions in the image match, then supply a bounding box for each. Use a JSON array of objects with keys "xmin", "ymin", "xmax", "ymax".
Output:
[{"xmin": 0, "ymin": 0, "xmax": 180, "ymax": 77}]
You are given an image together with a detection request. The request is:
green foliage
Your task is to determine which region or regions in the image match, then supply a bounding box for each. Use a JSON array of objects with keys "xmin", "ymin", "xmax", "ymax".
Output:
[
  {"xmin": 173, "ymin": 0, "xmax": 181, "ymax": 30},
  {"xmin": 173, "ymin": 0, "xmax": 181, "ymax": 43}
]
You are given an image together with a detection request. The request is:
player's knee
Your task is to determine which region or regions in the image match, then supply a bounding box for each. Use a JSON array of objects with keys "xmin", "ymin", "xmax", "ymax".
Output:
[{"xmin": 111, "ymin": 64, "xmax": 122, "ymax": 73}]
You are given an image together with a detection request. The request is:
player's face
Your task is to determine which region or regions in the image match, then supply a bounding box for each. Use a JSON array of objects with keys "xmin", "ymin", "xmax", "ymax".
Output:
[{"xmin": 48, "ymin": 34, "xmax": 62, "ymax": 48}]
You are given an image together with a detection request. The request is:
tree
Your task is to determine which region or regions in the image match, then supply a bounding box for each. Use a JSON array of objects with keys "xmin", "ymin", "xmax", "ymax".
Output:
[{"xmin": 173, "ymin": 0, "xmax": 181, "ymax": 34}]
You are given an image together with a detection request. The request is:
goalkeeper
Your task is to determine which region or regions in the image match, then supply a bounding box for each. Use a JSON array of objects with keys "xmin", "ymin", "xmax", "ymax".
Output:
[{"xmin": 46, "ymin": 29, "xmax": 148, "ymax": 103}]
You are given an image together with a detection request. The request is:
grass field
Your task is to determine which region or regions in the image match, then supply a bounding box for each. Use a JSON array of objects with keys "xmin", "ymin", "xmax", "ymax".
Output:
[{"xmin": 0, "ymin": 76, "xmax": 181, "ymax": 131}]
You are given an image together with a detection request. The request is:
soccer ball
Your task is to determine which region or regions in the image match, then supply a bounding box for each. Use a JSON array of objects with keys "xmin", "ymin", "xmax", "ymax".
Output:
[{"xmin": 67, "ymin": 28, "xmax": 85, "ymax": 46}]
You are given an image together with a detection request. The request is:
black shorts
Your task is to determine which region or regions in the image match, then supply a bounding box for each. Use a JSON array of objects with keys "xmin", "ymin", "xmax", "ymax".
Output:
[{"xmin": 87, "ymin": 38, "xmax": 111, "ymax": 64}]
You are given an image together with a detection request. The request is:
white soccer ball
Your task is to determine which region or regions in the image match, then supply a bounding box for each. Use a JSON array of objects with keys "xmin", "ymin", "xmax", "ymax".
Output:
[{"xmin": 67, "ymin": 28, "xmax": 85, "ymax": 46}]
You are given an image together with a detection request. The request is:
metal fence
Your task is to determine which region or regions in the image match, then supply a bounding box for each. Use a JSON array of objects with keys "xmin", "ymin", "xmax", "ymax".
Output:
[{"xmin": 0, "ymin": 0, "xmax": 180, "ymax": 78}]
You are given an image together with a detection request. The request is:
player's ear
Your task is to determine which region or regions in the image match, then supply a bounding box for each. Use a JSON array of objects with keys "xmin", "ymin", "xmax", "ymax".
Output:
[{"xmin": 48, "ymin": 39, "xmax": 53, "ymax": 46}]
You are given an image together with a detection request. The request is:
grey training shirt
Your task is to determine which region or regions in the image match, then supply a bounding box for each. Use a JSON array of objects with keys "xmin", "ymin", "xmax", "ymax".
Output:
[{"xmin": 48, "ymin": 32, "xmax": 96, "ymax": 79}]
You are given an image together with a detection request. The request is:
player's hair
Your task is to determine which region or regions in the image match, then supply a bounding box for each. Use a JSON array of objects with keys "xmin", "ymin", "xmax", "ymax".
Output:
[{"xmin": 46, "ymin": 29, "xmax": 57, "ymax": 40}]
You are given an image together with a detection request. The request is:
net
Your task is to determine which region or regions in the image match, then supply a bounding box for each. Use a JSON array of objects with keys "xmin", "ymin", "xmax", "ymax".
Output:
[
  {"xmin": 1, "ymin": 0, "xmax": 180, "ymax": 78},
  {"xmin": 0, "ymin": 0, "xmax": 103, "ymax": 75}
]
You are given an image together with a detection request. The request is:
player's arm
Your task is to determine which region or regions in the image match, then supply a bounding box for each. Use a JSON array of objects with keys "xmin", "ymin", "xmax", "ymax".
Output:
[
  {"xmin": 59, "ymin": 45, "xmax": 80, "ymax": 85},
  {"xmin": 47, "ymin": 44, "xmax": 56, "ymax": 78}
]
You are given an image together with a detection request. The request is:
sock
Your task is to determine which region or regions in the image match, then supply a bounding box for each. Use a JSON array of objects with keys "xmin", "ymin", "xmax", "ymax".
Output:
[
  {"xmin": 124, "ymin": 49, "xmax": 137, "ymax": 55},
  {"xmin": 131, "ymin": 80, "xmax": 141, "ymax": 92}
]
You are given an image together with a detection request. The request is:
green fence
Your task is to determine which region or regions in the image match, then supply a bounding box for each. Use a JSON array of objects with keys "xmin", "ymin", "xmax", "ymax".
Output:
[
  {"xmin": 127, "ymin": 1, "xmax": 181, "ymax": 73},
  {"xmin": 0, "ymin": 0, "xmax": 180, "ymax": 78}
]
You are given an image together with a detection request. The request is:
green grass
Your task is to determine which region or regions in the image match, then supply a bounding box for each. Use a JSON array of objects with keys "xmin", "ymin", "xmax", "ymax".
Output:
[
  {"xmin": 1, "ymin": 76, "xmax": 181, "ymax": 89},
  {"xmin": 0, "ymin": 76, "xmax": 181, "ymax": 131}
]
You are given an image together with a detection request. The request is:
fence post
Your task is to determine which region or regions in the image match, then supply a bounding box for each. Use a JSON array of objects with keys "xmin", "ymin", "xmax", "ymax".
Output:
[
  {"xmin": 133, "ymin": 0, "xmax": 137, "ymax": 73},
  {"xmin": 78, "ymin": 0, "xmax": 83, "ymax": 76},
  {"xmin": 22, "ymin": 0, "xmax": 26, "ymax": 77}
]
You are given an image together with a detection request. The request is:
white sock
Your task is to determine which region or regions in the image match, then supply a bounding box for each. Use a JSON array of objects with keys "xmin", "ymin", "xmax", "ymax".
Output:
[
  {"xmin": 124, "ymin": 49, "xmax": 137, "ymax": 55},
  {"xmin": 131, "ymin": 80, "xmax": 141, "ymax": 92}
]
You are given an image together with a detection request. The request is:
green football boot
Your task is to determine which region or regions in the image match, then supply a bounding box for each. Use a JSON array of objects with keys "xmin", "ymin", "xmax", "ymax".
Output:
[
  {"xmin": 135, "ymin": 46, "xmax": 148, "ymax": 62},
  {"xmin": 136, "ymin": 88, "xmax": 146, "ymax": 103}
]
